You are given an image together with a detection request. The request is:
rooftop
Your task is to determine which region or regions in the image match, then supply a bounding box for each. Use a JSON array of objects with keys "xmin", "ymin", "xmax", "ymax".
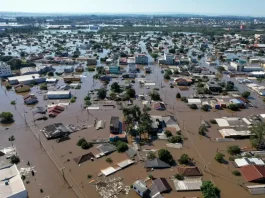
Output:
[{"xmin": 240, "ymin": 165, "xmax": 265, "ymax": 182}]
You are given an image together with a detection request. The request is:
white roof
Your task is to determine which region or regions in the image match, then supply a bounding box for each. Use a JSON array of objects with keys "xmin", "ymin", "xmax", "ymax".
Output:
[
  {"xmin": 173, "ymin": 177, "xmax": 202, "ymax": 191},
  {"xmin": 47, "ymin": 91, "xmax": 70, "ymax": 95},
  {"xmin": 188, "ymin": 99, "xmax": 201, "ymax": 105},
  {"xmin": 235, "ymin": 158, "xmax": 265, "ymax": 167},
  {"xmin": 0, "ymin": 165, "xmax": 27, "ymax": 198},
  {"xmin": 46, "ymin": 78, "xmax": 57, "ymax": 82},
  {"xmin": 260, "ymin": 114, "xmax": 265, "ymax": 119},
  {"xmin": 215, "ymin": 118, "xmax": 230, "ymax": 127},
  {"xmin": 219, "ymin": 129, "xmax": 251, "ymax": 138},
  {"xmin": 117, "ymin": 159, "xmax": 134, "ymax": 168},
  {"xmin": 8, "ymin": 74, "xmax": 41, "ymax": 81},
  {"xmin": 101, "ymin": 167, "xmax": 117, "ymax": 176},
  {"xmin": 247, "ymin": 185, "xmax": 265, "ymax": 195}
]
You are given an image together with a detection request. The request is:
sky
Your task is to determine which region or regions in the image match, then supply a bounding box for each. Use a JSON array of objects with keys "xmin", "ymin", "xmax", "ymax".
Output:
[{"xmin": 1, "ymin": 0, "xmax": 265, "ymax": 17}]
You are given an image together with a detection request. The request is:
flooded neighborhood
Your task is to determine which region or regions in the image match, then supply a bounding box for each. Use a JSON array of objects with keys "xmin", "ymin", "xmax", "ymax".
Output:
[{"xmin": 1, "ymin": 6, "xmax": 265, "ymax": 198}]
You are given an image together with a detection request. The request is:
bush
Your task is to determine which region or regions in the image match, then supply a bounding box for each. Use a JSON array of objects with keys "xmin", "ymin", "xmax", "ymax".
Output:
[
  {"xmin": 201, "ymin": 181, "xmax": 220, "ymax": 198},
  {"xmin": 227, "ymin": 145, "xmax": 241, "ymax": 155},
  {"xmin": 81, "ymin": 142, "xmax": 93, "ymax": 150},
  {"xmin": 0, "ymin": 112, "xmax": 14, "ymax": 124},
  {"xmin": 232, "ymin": 170, "xmax": 241, "ymax": 176},
  {"xmin": 10, "ymin": 101, "xmax": 16, "ymax": 105},
  {"xmin": 201, "ymin": 104, "xmax": 209, "ymax": 112},
  {"xmin": 40, "ymin": 84, "xmax": 47, "ymax": 90},
  {"xmin": 176, "ymin": 93, "xmax": 181, "ymax": 98},
  {"xmin": 164, "ymin": 130, "xmax": 172, "ymax": 137},
  {"xmin": 47, "ymin": 71, "xmax": 54, "ymax": 76},
  {"xmin": 227, "ymin": 104, "xmax": 239, "ymax": 111},
  {"xmin": 70, "ymin": 97, "xmax": 77, "ymax": 103},
  {"xmin": 181, "ymin": 96, "xmax": 188, "ymax": 103},
  {"xmin": 198, "ymin": 126, "xmax": 206, "ymax": 136},
  {"xmin": 10, "ymin": 155, "xmax": 20, "ymax": 164},
  {"xmin": 147, "ymin": 151, "xmax": 156, "ymax": 160},
  {"xmin": 164, "ymin": 74, "xmax": 171, "ymax": 80},
  {"xmin": 210, "ymin": 119, "xmax": 217, "ymax": 124},
  {"xmin": 190, "ymin": 104, "xmax": 198, "ymax": 110},
  {"xmin": 85, "ymin": 100, "xmax": 92, "ymax": 106},
  {"xmin": 76, "ymin": 138, "xmax": 87, "ymax": 146},
  {"xmin": 168, "ymin": 136, "xmax": 182, "ymax": 143},
  {"xmin": 215, "ymin": 152, "xmax": 224, "ymax": 163},
  {"xmin": 84, "ymin": 96, "xmax": 91, "ymax": 101},
  {"xmin": 87, "ymin": 67, "xmax": 95, "ymax": 72},
  {"xmin": 106, "ymin": 157, "xmax": 113, "ymax": 163},
  {"xmin": 149, "ymin": 91, "xmax": 161, "ymax": 101},
  {"xmin": 97, "ymin": 88, "xmax": 107, "ymax": 99},
  {"xmin": 116, "ymin": 141, "xmax": 128, "ymax": 152},
  {"xmin": 241, "ymin": 91, "xmax": 250, "ymax": 99},
  {"xmin": 174, "ymin": 174, "xmax": 184, "ymax": 180},
  {"xmin": 178, "ymin": 154, "xmax": 190, "ymax": 165},
  {"xmin": 6, "ymin": 84, "xmax": 12, "ymax": 90},
  {"xmin": 158, "ymin": 149, "xmax": 174, "ymax": 165},
  {"xmin": 87, "ymin": 174, "xmax": 92, "ymax": 179}
]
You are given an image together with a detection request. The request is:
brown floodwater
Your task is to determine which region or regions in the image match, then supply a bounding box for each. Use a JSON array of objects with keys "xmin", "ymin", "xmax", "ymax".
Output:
[{"xmin": 0, "ymin": 63, "xmax": 265, "ymax": 198}]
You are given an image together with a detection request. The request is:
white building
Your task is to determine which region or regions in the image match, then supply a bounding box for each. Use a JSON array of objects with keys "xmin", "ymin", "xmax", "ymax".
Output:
[
  {"xmin": 135, "ymin": 54, "xmax": 148, "ymax": 65},
  {"xmin": 230, "ymin": 62, "xmax": 263, "ymax": 72},
  {"xmin": 8, "ymin": 74, "xmax": 46, "ymax": 85},
  {"xmin": 164, "ymin": 53, "xmax": 174, "ymax": 65},
  {"xmin": 235, "ymin": 158, "xmax": 265, "ymax": 167},
  {"xmin": 0, "ymin": 164, "xmax": 28, "ymax": 198},
  {"xmin": 47, "ymin": 91, "xmax": 71, "ymax": 99},
  {"xmin": 127, "ymin": 57, "xmax": 137, "ymax": 73},
  {"xmin": 0, "ymin": 61, "xmax": 12, "ymax": 77}
]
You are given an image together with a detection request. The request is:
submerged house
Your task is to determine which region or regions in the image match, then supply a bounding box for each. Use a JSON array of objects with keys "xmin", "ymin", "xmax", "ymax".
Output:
[
  {"xmin": 14, "ymin": 84, "xmax": 30, "ymax": 93},
  {"xmin": 110, "ymin": 116, "xmax": 120, "ymax": 134},
  {"xmin": 24, "ymin": 94, "xmax": 38, "ymax": 105},
  {"xmin": 133, "ymin": 180, "xmax": 149, "ymax": 198}
]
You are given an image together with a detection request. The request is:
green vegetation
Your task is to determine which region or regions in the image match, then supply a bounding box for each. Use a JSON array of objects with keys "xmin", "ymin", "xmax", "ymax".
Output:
[
  {"xmin": 227, "ymin": 145, "xmax": 241, "ymax": 155},
  {"xmin": 226, "ymin": 81, "xmax": 234, "ymax": 91},
  {"xmin": 126, "ymin": 87, "xmax": 136, "ymax": 98},
  {"xmin": 76, "ymin": 138, "xmax": 87, "ymax": 146},
  {"xmin": 168, "ymin": 136, "xmax": 182, "ymax": 143},
  {"xmin": 227, "ymin": 103, "xmax": 239, "ymax": 111},
  {"xmin": 190, "ymin": 104, "xmax": 198, "ymax": 110},
  {"xmin": 6, "ymin": 84, "xmax": 12, "ymax": 90},
  {"xmin": 111, "ymin": 82, "xmax": 121, "ymax": 93},
  {"xmin": 47, "ymin": 71, "xmax": 54, "ymax": 76},
  {"xmin": 181, "ymin": 96, "xmax": 188, "ymax": 103},
  {"xmin": 217, "ymin": 66, "xmax": 225, "ymax": 73},
  {"xmin": 40, "ymin": 84, "xmax": 48, "ymax": 90},
  {"xmin": 164, "ymin": 74, "xmax": 171, "ymax": 80},
  {"xmin": 232, "ymin": 170, "xmax": 241, "ymax": 176},
  {"xmin": 201, "ymin": 181, "xmax": 220, "ymax": 198},
  {"xmin": 241, "ymin": 91, "xmax": 250, "ymax": 99},
  {"xmin": 9, "ymin": 135, "xmax": 15, "ymax": 141},
  {"xmin": 201, "ymin": 104, "xmax": 209, "ymax": 112},
  {"xmin": 147, "ymin": 151, "xmax": 156, "ymax": 160},
  {"xmin": 215, "ymin": 152, "xmax": 225, "ymax": 163},
  {"xmin": 210, "ymin": 119, "xmax": 217, "ymax": 124},
  {"xmin": 0, "ymin": 112, "xmax": 14, "ymax": 124},
  {"xmin": 198, "ymin": 126, "xmax": 207, "ymax": 136},
  {"xmin": 81, "ymin": 142, "xmax": 93, "ymax": 150},
  {"xmin": 176, "ymin": 93, "xmax": 181, "ymax": 98},
  {"xmin": 158, "ymin": 149, "xmax": 174, "ymax": 165},
  {"xmin": 250, "ymin": 123, "xmax": 265, "ymax": 150},
  {"xmin": 10, "ymin": 155, "xmax": 20, "ymax": 164},
  {"xmin": 97, "ymin": 88, "xmax": 107, "ymax": 99},
  {"xmin": 87, "ymin": 174, "xmax": 92, "ymax": 179},
  {"xmin": 164, "ymin": 130, "xmax": 172, "ymax": 137},
  {"xmin": 149, "ymin": 90, "xmax": 161, "ymax": 101},
  {"xmin": 174, "ymin": 174, "xmax": 184, "ymax": 180},
  {"xmin": 178, "ymin": 154, "xmax": 190, "ymax": 165},
  {"xmin": 106, "ymin": 157, "xmax": 113, "ymax": 164},
  {"xmin": 116, "ymin": 141, "xmax": 128, "ymax": 153},
  {"xmin": 10, "ymin": 101, "xmax": 16, "ymax": 105},
  {"xmin": 70, "ymin": 96, "xmax": 77, "ymax": 103},
  {"xmin": 87, "ymin": 67, "xmax": 96, "ymax": 72}
]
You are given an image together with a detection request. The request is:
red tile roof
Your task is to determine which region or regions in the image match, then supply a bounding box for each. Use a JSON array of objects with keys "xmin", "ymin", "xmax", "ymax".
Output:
[{"xmin": 240, "ymin": 165, "xmax": 265, "ymax": 182}]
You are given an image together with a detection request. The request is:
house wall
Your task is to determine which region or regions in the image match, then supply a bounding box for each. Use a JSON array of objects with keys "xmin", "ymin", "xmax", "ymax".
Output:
[
  {"xmin": 7, "ymin": 189, "xmax": 27, "ymax": 198},
  {"xmin": 47, "ymin": 93, "xmax": 71, "ymax": 99}
]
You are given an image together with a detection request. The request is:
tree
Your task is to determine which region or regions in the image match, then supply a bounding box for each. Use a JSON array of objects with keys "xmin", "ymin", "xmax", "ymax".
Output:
[
  {"xmin": 227, "ymin": 145, "xmax": 241, "ymax": 155},
  {"xmin": 0, "ymin": 112, "xmax": 14, "ymax": 124},
  {"xmin": 10, "ymin": 155, "xmax": 20, "ymax": 164},
  {"xmin": 215, "ymin": 152, "xmax": 224, "ymax": 163},
  {"xmin": 106, "ymin": 157, "xmax": 113, "ymax": 163},
  {"xmin": 201, "ymin": 104, "xmax": 209, "ymax": 112},
  {"xmin": 47, "ymin": 71, "xmax": 54, "ymax": 76},
  {"xmin": 226, "ymin": 81, "xmax": 234, "ymax": 91},
  {"xmin": 149, "ymin": 91, "xmax": 161, "ymax": 101},
  {"xmin": 201, "ymin": 181, "xmax": 220, "ymax": 198},
  {"xmin": 241, "ymin": 91, "xmax": 250, "ymax": 99},
  {"xmin": 116, "ymin": 141, "xmax": 128, "ymax": 152},
  {"xmin": 158, "ymin": 149, "xmax": 174, "ymax": 165},
  {"xmin": 198, "ymin": 126, "xmax": 207, "ymax": 136},
  {"xmin": 126, "ymin": 88, "xmax": 136, "ymax": 98},
  {"xmin": 111, "ymin": 82, "xmax": 120, "ymax": 93},
  {"xmin": 190, "ymin": 104, "xmax": 198, "ymax": 110},
  {"xmin": 168, "ymin": 136, "xmax": 182, "ymax": 143},
  {"xmin": 250, "ymin": 123, "xmax": 265, "ymax": 149},
  {"xmin": 165, "ymin": 130, "xmax": 172, "ymax": 137},
  {"xmin": 176, "ymin": 93, "xmax": 181, "ymax": 98},
  {"xmin": 227, "ymin": 104, "xmax": 239, "ymax": 111},
  {"xmin": 40, "ymin": 84, "xmax": 47, "ymax": 90},
  {"xmin": 174, "ymin": 174, "xmax": 184, "ymax": 180},
  {"xmin": 6, "ymin": 84, "xmax": 12, "ymax": 90},
  {"xmin": 169, "ymin": 48, "xmax": 175, "ymax": 54},
  {"xmin": 164, "ymin": 74, "xmax": 170, "ymax": 80},
  {"xmin": 76, "ymin": 138, "xmax": 87, "ymax": 146},
  {"xmin": 147, "ymin": 151, "xmax": 156, "ymax": 160},
  {"xmin": 178, "ymin": 154, "xmax": 190, "ymax": 165},
  {"xmin": 81, "ymin": 142, "xmax": 93, "ymax": 150},
  {"xmin": 151, "ymin": 53, "xmax": 158, "ymax": 61},
  {"xmin": 10, "ymin": 101, "xmax": 16, "ymax": 105},
  {"xmin": 97, "ymin": 88, "xmax": 107, "ymax": 99},
  {"xmin": 217, "ymin": 66, "xmax": 225, "ymax": 73},
  {"xmin": 232, "ymin": 170, "xmax": 241, "ymax": 176}
]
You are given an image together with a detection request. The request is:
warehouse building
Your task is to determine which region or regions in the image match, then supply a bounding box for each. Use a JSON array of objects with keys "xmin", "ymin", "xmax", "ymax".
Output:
[
  {"xmin": 20, "ymin": 67, "xmax": 38, "ymax": 75},
  {"xmin": 47, "ymin": 91, "xmax": 71, "ymax": 99},
  {"xmin": 8, "ymin": 74, "xmax": 46, "ymax": 85}
]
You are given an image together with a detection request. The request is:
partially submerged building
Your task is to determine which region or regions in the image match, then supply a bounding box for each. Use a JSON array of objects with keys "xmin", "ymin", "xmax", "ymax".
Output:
[
  {"xmin": 41, "ymin": 123, "xmax": 72, "ymax": 139},
  {"xmin": 47, "ymin": 91, "xmax": 71, "ymax": 99},
  {"xmin": 8, "ymin": 74, "xmax": 46, "ymax": 85}
]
